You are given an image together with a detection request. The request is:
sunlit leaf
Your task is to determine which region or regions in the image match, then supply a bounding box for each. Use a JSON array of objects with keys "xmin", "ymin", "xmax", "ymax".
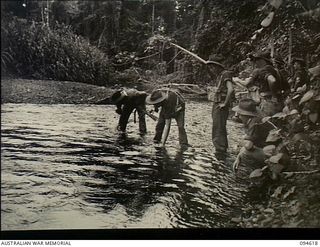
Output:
[
  {"xmin": 309, "ymin": 113, "xmax": 318, "ymax": 123},
  {"xmin": 266, "ymin": 129, "xmax": 282, "ymax": 143},
  {"xmin": 302, "ymin": 108, "xmax": 311, "ymax": 115},
  {"xmin": 272, "ymin": 111, "xmax": 286, "ymax": 118},
  {"xmin": 292, "ymin": 133, "xmax": 309, "ymax": 142},
  {"xmin": 262, "ymin": 116, "xmax": 271, "ymax": 123},
  {"xmin": 269, "ymin": 153, "xmax": 284, "ymax": 164},
  {"xmin": 299, "ymin": 90, "xmax": 315, "ymax": 105},
  {"xmin": 263, "ymin": 145, "xmax": 276, "ymax": 157},
  {"xmin": 288, "ymin": 109, "xmax": 299, "ymax": 116},
  {"xmin": 296, "ymin": 84, "xmax": 307, "ymax": 93},
  {"xmin": 251, "ymin": 34, "xmax": 257, "ymax": 40},
  {"xmin": 268, "ymin": 0, "xmax": 283, "ymax": 9},
  {"xmin": 263, "ymin": 208, "xmax": 275, "ymax": 214},
  {"xmin": 271, "ymin": 186, "xmax": 283, "ymax": 198},
  {"xmin": 282, "ymin": 105, "xmax": 290, "ymax": 114},
  {"xmin": 249, "ymin": 168, "xmax": 263, "ymax": 178},
  {"xmin": 261, "ymin": 11, "xmax": 274, "ymax": 27},
  {"xmin": 283, "ymin": 186, "xmax": 296, "ymax": 199},
  {"xmin": 314, "ymin": 94, "xmax": 320, "ymax": 101}
]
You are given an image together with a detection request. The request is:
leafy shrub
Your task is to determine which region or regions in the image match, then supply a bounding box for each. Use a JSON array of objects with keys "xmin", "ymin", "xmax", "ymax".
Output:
[{"xmin": 2, "ymin": 16, "xmax": 114, "ymax": 86}]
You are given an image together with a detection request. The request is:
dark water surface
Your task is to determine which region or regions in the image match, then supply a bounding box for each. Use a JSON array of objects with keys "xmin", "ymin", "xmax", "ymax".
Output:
[{"xmin": 1, "ymin": 102, "xmax": 248, "ymax": 230}]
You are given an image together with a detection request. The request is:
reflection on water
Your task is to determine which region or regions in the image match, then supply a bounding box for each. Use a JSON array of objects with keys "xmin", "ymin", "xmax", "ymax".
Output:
[{"xmin": 1, "ymin": 103, "xmax": 248, "ymax": 230}]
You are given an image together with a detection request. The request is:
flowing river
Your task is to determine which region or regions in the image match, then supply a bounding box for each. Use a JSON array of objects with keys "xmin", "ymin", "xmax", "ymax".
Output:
[{"xmin": 1, "ymin": 102, "xmax": 252, "ymax": 230}]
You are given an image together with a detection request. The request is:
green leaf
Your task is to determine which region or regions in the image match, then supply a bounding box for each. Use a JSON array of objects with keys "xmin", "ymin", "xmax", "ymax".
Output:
[
  {"xmin": 266, "ymin": 129, "xmax": 282, "ymax": 143},
  {"xmin": 282, "ymin": 106, "xmax": 290, "ymax": 114},
  {"xmin": 268, "ymin": 0, "xmax": 283, "ymax": 9},
  {"xmin": 309, "ymin": 113, "xmax": 318, "ymax": 123},
  {"xmin": 296, "ymin": 84, "xmax": 307, "ymax": 93},
  {"xmin": 292, "ymin": 133, "xmax": 308, "ymax": 142},
  {"xmin": 299, "ymin": 90, "xmax": 315, "ymax": 105},
  {"xmin": 249, "ymin": 168, "xmax": 263, "ymax": 178},
  {"xmin": 269, "ymin": 153, "xmax": 284, "ymax": 164},
  {"xmin": 262, "ymin": 116, "xmax": 271, "ymax": 123},
  {"xmin": 263, "ymin": 145, "xmax": 276, "ymax": 157},
  {"xmin": 314, "ymin": 94, "xmax": 320, "ymax": 101},
  {"xmin": 288, "ymin": 109, "xmax": 299, "ymax": 116},
  {"xmin": 263, "ymin": 208, "xmax": 275, "ymax": 214},
  {"xmin": 283, "ymin": 186, "xmax": 296, "ymax": 200},
  {"xmin": 302, "ymin": 108, "xmax": 311, "ymax": 115},
  {"xmin": 271, "ymin": 186, "xmax": 283, "ymax": 198},
  {"xmin": 272, "ymin": 112, "xmax": 286, "ymax": 118}
]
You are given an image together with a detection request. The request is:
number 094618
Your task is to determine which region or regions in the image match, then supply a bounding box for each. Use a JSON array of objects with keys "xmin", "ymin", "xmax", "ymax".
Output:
[{"xmin": 300, "ymin": 241, "xmax": 318, "ymax": 246}]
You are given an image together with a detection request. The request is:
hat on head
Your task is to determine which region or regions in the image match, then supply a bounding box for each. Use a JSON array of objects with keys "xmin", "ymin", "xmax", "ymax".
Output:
[
  {"xmin": 250, "ymin": 51, "xmax": 272, "ymax": 64},
  {"xmin": 145, "ymin": 90, "xmax": 167, "ymax": 105},
  {"xmin": 293, "ymin": 57, "xmax": 306, "ymax": 67},
  {"xmin": 232, "ymin": 98, "xmax": 260, "ymax": 117},
  {"xmin": 111, "ymin": 90, "xmax": 127, "ymax": 104}
]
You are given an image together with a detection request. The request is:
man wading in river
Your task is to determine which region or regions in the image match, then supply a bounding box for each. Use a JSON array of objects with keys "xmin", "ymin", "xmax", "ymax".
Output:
[
  {"xmin": 146, "ymin": 88, "xmax": 188, "ymax": 149},
  {"xmin": 111, "ymin": 88, "xmax": 156, "ymax": 134},
  {"xmin": 206, "ymin": 60, "xmax": 234, "ymax": 157}
]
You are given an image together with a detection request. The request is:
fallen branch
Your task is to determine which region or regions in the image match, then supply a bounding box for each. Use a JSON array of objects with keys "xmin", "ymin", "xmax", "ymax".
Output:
[
  {"xmin": 170, "ymin": 42, "xmax": 207, "ymax": 64},
  {"xmin": 162, "ymin": 83, "xmax": 202, "ymax": 87},
  {"xmin": 135, "ymin": 51, "xmax": 161, "ymax": 61}
]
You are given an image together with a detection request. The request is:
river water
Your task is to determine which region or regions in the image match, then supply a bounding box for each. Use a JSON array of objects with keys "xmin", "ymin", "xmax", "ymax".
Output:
[{"xmin": 1, "ymin": 102, "xmax": 250, "ymax": 230}]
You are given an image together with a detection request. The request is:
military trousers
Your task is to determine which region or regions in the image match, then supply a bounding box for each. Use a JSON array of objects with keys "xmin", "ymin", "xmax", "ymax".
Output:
[
  {"xmin": 118, "ymin": 104, "xmax": 147, "ymax": 133},
  {"xmin": 212, "ymin": 103, "xmax": 229, "ymax": 153},
  {"xmin": 154, "ymin": 110, "xmax": 188, "ymax": 146}
]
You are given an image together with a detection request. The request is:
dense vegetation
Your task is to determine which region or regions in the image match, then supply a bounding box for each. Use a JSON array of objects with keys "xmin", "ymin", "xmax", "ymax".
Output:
[
  {"xmin": 1, "ymin": 17, "xmax": 111, "ymax": 85},
  {"xmin": 1, "ymin": 0, "xmax": 320, "ymax": 227},
  {"xmin": 2, "ymin": 0, "xmax": 319, "ymax": 85}
]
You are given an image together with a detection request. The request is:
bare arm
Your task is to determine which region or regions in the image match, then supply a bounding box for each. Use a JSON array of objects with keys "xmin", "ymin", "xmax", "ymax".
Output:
[
  {"xmin": 137, "ymin": 106, "xmax": 158, "ymax": 121},
  {"xmin": 223, "ymin": 80, "xmax": 234, "ymax": 105},
  {"xmin": 144, "ymin": 110, "xmax": 158, "ymax": 121},
  {"xmin": 233, "ymin": 77, "xmax": 252, "ymax": 87},
  {"xmin": 115, "ymin": 103, "xmax": 123, "ymax": 114},
  {"xmin": 293, "ymin": 76, "xmax": 301, "ymax": 91},
  {"xmin": 161, "ymin": 119, "xmax": 172, "ymax": 146},
  {"xmin": 267, "ymin": 74, "xmax": 277, "ymax": 98}
]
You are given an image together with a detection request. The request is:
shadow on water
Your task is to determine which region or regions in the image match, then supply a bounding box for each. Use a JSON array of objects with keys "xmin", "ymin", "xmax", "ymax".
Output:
[{"xmin": 1, "ymin": 103, "xmax": 252, "ymax": 229}]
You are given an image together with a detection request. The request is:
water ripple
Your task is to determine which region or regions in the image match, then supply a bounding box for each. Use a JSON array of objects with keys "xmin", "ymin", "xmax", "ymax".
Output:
[{"xmin": 1, "ymin": 103, "xmax": 248, "ymax": 230}]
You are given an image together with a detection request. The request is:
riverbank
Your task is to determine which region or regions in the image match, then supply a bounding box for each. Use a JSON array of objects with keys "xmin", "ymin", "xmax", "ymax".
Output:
[
  {"xmin": 1, "ymin": 78, "xmax": 208, "ymax": 104},
  {"xmin": 1, "ymin": 78, "xmax": 116, "ymax": 104}
]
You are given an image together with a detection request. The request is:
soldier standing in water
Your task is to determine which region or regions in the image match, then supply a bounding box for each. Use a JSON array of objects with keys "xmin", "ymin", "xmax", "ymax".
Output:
[{"xmin": 206, "ymin": 60, "xmax": 235, "ymax": 157}]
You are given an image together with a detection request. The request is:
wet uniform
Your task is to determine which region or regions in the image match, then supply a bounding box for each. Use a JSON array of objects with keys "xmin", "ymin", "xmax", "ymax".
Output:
[
  {"xmin": 248, "ymin": 65, "xmax": 283, "ymax": 116},
  {"xmin": 211, "ymin": 70, "xmax": 234, "ymax": 153},
  {"xmin": 236, "ymin": 116, "xmax": 275, "ymax": 175},
  {"xmin": 154, "ymin": 89, "xmax": 188, "ymax": 146},
  {"xmin": 116, "ymin": 89, "xmax": 147, "ymax": 133}
]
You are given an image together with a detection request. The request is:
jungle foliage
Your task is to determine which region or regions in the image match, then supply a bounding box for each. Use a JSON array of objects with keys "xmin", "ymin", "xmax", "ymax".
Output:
[{"xmin": 1, "ymin": 0, "xmax": 319, "ymax": 85}]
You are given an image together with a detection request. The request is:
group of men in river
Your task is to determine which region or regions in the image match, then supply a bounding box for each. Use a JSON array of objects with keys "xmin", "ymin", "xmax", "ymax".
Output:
[{"xmin": 110, "ymin": 50, "xmax": 310, "ymax": 174}]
